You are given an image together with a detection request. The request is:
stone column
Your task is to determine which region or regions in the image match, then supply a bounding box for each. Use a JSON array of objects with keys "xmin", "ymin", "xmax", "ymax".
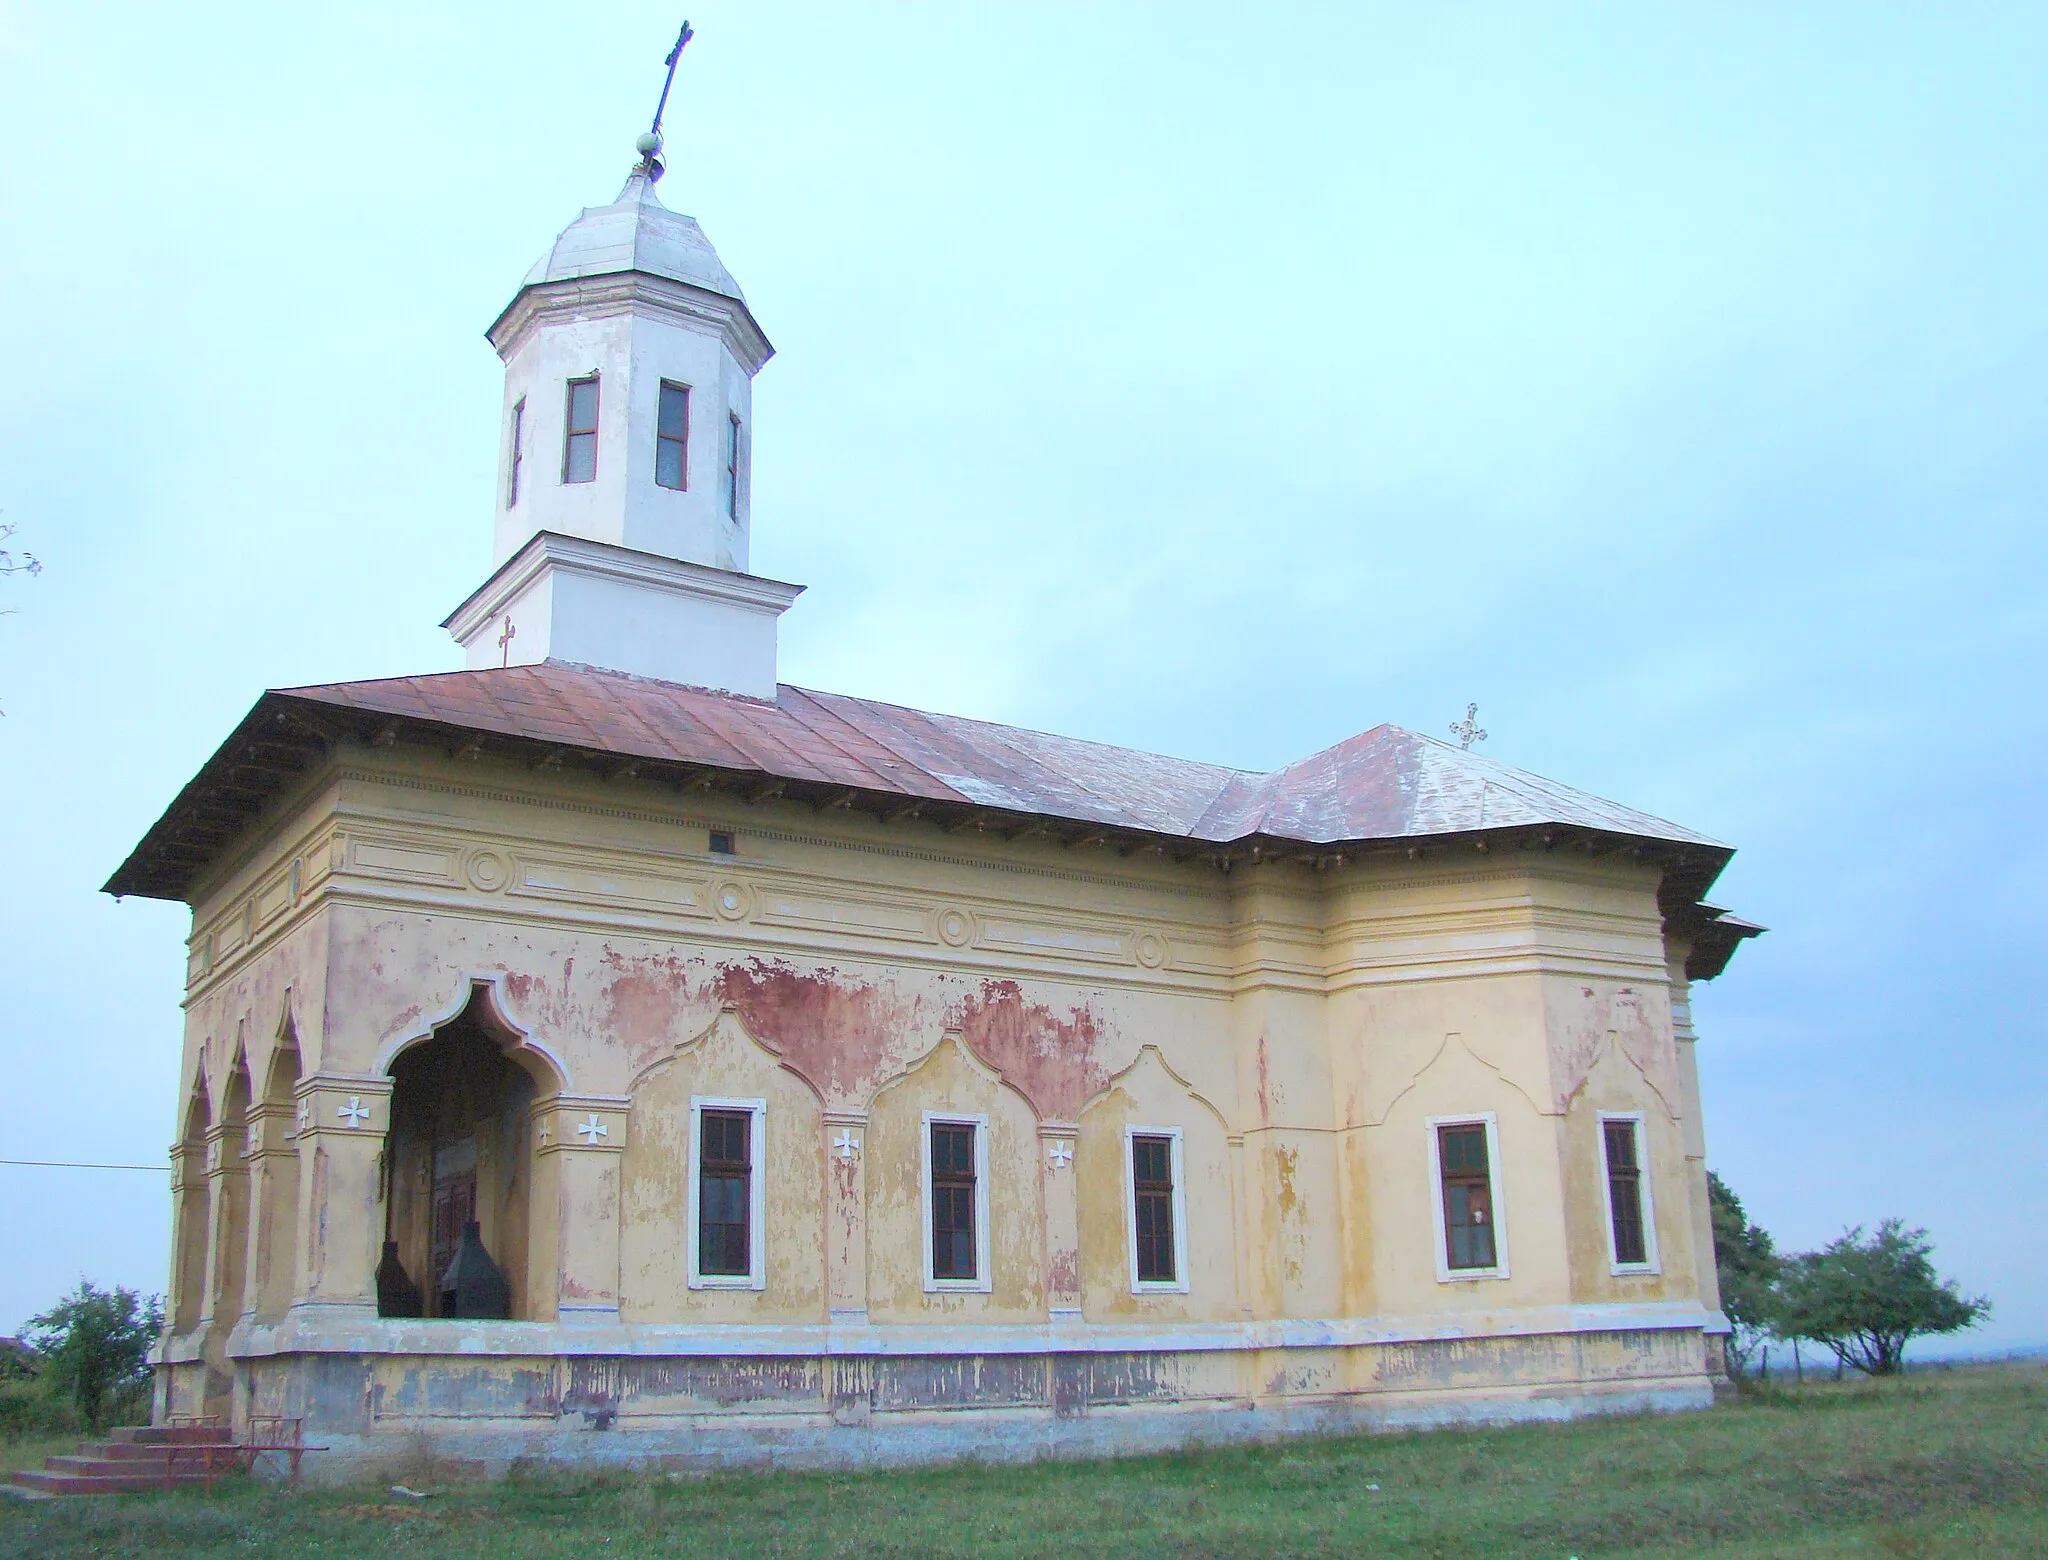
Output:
[
  {"xmin": 824, "ymin": 1110, "xmax": 869, "ymax": 1325},
  {"xmin": 536, "ymin": 1094, "xmax": 628, "ymax": 1324},
  {"xmin": 197, "ymin": 1121, "xmax": 244, "ymax": 1335},
  {"xmin": 1040, "ymin": 1123, "xmax": 1081, "ymax": 1323},
  {"xmin": 239, "ymin": 1098, "xmax": 301, "ymax": 1324},
  {"xmin": 291, "ymin": 1073, "xmax": 393, "ymax": 1322}
]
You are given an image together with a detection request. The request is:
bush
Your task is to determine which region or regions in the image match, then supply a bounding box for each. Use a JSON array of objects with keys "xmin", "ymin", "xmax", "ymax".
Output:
[
  {"xmin": 0, "ymin": 1378, "xmax": 75, "ymax": 1440},
  {"xmin": 22, "ymin": 1281, "xmax": 163, "ymax": 1432}
]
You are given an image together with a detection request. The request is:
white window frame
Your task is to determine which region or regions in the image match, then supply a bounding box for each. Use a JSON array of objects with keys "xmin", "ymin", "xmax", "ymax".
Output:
[
  {"xmin": 1597, "ymin": 1110, "xmax": 1661, "ymax": 1276},
  {"xmin": 687, "ymin": 1096, "xmax": 766, "ymax": 1291},
  {"xmin": 920, "ymin": 1111, "xmax": 991, "ymax": 1293},
  {"xmin": 1124, "ymin": 1125, "xmax": 1190, "ymax": 1296},
  {"xmin": 1426, "ymin": 1112, "xmax": 1510, "ymax": 1283}
]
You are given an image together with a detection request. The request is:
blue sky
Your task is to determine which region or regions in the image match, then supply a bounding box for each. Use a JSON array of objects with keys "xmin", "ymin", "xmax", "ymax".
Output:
[{"xmin": 0, "ymin": 2, "xmax": 2041, "ymax": 1349}]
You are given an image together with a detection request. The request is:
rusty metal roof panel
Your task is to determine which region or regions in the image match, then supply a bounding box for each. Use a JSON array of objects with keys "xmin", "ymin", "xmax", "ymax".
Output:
[
  {"xmin": 106, "ymin": 660, "xmax": 1730, "ymax": 902},
  {"xmin": 276, "ymin": 662, "xmax": 1719, "ymax": 848}
]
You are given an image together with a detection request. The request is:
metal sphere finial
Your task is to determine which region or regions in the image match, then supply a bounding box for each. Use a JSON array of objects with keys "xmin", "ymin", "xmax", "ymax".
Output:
[{"xmin": 635, "ymin": 130, "xmax": 663, "ymax": 157}]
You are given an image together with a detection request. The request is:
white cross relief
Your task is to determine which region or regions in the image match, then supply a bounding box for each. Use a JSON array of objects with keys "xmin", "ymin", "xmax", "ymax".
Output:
[
  {"xmin": 537, "ymin": 1118, "xmax": 553, "ymax": 1146},
  {"xmin": 336, "ymin": 1096, "xmax": 371, "ymax": 1128},
  {"xmin": 1046, "ymin": 1140, "xmax": 1074, "ymax": 1170},
  {"xmin": 833, "ymin": 1130, "xmax": 861, "ymax": 1160},
  {"xmin": 576, "ymin": 1114, "xmax": 609, "ymax": 1146},
  {"xmin": 295, "ymin": 1100, "xmax": 309, "ymax": 1132}
]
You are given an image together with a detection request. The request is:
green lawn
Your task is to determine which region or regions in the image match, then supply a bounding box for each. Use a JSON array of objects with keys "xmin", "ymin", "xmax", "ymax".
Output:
[{"xmin": 2, "ymin": 1362, "xmax": 2043, "ymax": 1559}]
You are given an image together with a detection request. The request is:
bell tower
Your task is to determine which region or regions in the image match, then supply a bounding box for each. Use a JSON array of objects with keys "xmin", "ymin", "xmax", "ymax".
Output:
[{"xmin": 444, "ymin": 42, "xmax": 802, "ymax": 700}]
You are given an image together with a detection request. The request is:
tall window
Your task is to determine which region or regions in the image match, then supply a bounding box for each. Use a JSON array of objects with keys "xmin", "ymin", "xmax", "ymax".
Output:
[
  {"xmin": 929, "ymin": 1122, "xmax": 977, "ymax": 1281},
  {"xmin": 725, "ymin": 413, "xmax": 742, "ymax": 520},
  {"xmin": 656, "ymin": 381, "xmax": 690, "ymax": 491},
  {"xmin": 687, "ymin": 1098, "xmax": 764, "ymax": 1289},
  {"xmin": 563, "ymin": 376, "xmax": 600, "ymax": 483},
  {"xmin": 1127, "ymin": 1129, "xmax": 1188, "ymax": 1291},
  {"xmin": 1436, "ymin": 1120, "xmax": 1499, "ymax": 1273},
  {"xmin": 507, "ymin": 397, "xmax": 526, "ymax": 508},
  {"xmin": 1601, "ymin": 1114, "xmax": 1657, "ymax": 1271},
  {"xmin": 698, "ymin": 1110, "xmax": 751, "ymax": 1276}
]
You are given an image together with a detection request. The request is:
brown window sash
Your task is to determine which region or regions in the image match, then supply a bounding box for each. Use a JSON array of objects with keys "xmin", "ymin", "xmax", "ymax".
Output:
[
  {"xmin": 564, "ymin": 376, "xmax": 600, "ymax": 484},
  {"xmin": 656, "ymin": 381, "xmax": 690, "ymax": 491},
  {"xmin": 1438, "ymin": 1123, "xmax": 1497, "ymax": 1271},
  {"xmin": 930, "ymin": 1122, "xmax": 976, "ymax": 1281},
  {"xmin": 698, "ymin": 1108, "xmax": 751, "ymax": 1277},
  {"xmin": 1604, "ymin": 1119, "xmax": 1648, "ymax": 1266},
  {"xmin": 1132, "ymin": 1134, "xmax": 1176, "ymax": 1284}
]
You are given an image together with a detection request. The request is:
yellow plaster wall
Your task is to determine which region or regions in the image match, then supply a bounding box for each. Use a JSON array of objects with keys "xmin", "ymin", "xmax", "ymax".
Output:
[
  {"xmin": 619, "ymin": 1010, "xmax": 827, "ymax": 1322},
  {"xmin": 165, "ymin": 743, "xmax": 1732, "ymax": 1403},
  {"xmin": 864, "ymin": 1036, "xmax": 1044, "ymax": 1323},
  {"xmin": 1075, "ymin": 1046, "xmax": 1237, "ymax": 1322}
]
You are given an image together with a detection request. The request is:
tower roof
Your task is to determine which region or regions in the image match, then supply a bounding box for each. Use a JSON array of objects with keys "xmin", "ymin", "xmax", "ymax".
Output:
[{"xmin": 518, "ymin": 168, "xmax": 747, "ymax": 303}]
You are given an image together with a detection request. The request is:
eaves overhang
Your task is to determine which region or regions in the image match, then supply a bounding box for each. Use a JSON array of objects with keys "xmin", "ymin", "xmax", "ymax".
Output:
[{"xmin": 105, "ymin": 679, "xmax": 1744, "ymax": 948}]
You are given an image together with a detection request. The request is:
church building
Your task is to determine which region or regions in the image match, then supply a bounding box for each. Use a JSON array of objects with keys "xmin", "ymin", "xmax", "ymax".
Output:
[{"xmin": 108, "ymin": 118, "xmax": 1760, "ymax": 1475}]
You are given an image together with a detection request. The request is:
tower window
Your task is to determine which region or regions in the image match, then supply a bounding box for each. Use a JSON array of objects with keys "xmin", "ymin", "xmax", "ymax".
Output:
[
  {"xmin": 1600, "ymin": 1113, "xmax": 1659, "ymax": 1272},
  {"xmin": 687, "ymin": 1097, "xmax": 765, "ymax": 1289},
  {"xmin": 507, "ymin": 397, "xmax": 526, "ymax": 508},
  {"xmin": 563, "ymin": 376, "xmax": 600, "ymax": 484},
  {"xmin": 1430, "ymin": 1115, "xmax": 1507, "ymax": 1279},
  {"xmin": 656, "ymin": 381, "xmax": 690, "ymax": 491},
  {"xmin": 725, "ymin": 413, "xmax": 742, "ymax": 520}
]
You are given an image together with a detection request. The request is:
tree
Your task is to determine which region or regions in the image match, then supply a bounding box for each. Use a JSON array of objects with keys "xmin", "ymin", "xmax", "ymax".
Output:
[
  {"xmin": 1774, "ymin": 1219, "xmax": 1989, "ymax": 1376},
  {"xmin": 1707, "ymin": 1170, "xmax": 1779, "ymax": 1378},
  {"xmin": 22, "ymin": 1281, "xmax": 163, "ymax": 1430}
]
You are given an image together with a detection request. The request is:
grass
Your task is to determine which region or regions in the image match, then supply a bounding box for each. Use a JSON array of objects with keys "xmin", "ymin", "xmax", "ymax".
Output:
[{"xmin": 1, "ymin": 1361, "xmax": 2042, "ymax": 1559}]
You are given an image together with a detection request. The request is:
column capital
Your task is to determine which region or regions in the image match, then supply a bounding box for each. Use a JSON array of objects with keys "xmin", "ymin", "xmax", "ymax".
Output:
[
  {"xmin": 295, "ymin": 1074, "xmax": 393, "ymax": 1141},
  {"xmin": 534, "ymin": 1093, "xmax": 630, "ymax": 1157}
]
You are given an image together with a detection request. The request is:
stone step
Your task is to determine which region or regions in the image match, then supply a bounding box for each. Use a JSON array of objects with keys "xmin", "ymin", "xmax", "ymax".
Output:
[
  {"xmin": 67, "ymin": 1441, "xmax": 213, "ymax": 1463},
  {"xmin": 107, "ymin": 1424, "xmax": 231, "ymax": 1446},
  {"xmin": 43, "ymin": 1455, "xmax": 210, "ymax": 1478},
  {"xmin": 11, "ymin": 1467, "xmax": 212, "ymax": 1496}
]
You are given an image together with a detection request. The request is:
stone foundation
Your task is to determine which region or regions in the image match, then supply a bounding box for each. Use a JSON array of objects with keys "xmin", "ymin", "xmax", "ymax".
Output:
[{"xmin": 157, "ymin": 1318, "xmax": 1716, "ymax": 1480}]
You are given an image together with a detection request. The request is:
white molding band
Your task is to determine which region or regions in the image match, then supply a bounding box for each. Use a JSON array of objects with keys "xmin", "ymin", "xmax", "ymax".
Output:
[{"xmin": 223, "ymin": 1299, "xmax": 1726, "ymax": 1362}]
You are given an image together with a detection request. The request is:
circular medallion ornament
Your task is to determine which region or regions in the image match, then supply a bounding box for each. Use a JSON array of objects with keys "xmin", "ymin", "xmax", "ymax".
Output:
[
  {"xmin": 714, "ymin": 880, "xmax": 753, "ymax": 922},
  {"xmin": 936, "ymin": 908, "xmax": 973, "ymax": 948},
  {"xmin": 1135, "ymin": 932, "xmax": 1168, "ymax": 969},
  {"xmin": 465, "ymin": 850, "xmax": 511, "ymax": 892}
]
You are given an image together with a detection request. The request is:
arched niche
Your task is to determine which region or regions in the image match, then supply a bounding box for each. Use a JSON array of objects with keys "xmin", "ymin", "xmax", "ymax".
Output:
[
  {"xmin": 1077, "ymin": 1045, "xmax": 1237, "ymax": 1323},
  {"xmin": 171, "ymin": 1080, "xmax": 212, "ymax": 1335},
  {"xmin": 864, "ymin": 1033, "xmax": 1043, "ymax": 1324},
  {"xmin": 252, "ymin": 1026, "xmax": 303, "ymax": 1322},
  {"xmin": 619, "ymin": 1008, "xmax": 826, "ymax": 1324},
  {"xmin": 209, "ymin": 1054, "xmax": 254, "ymax": 1331},
  {"xmin": 379, "ymin": 981, "xmax": 563, "ymax": 1320}
]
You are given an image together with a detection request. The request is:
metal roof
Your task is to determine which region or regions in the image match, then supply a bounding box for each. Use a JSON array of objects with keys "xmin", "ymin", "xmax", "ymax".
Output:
[
  {"xmin": 519, "ymin": 170, "xmax": 746, "ymax": 303},
  {"xmin": 105, "ymin": 661, "xmax": 1742, "ymax": 912}
]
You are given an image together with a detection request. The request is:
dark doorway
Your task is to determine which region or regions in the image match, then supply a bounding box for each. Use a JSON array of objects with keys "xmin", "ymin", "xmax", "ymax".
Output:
[{"xmin": 381, "ymin": 987, "xmax": 547, "ymax": 1318}]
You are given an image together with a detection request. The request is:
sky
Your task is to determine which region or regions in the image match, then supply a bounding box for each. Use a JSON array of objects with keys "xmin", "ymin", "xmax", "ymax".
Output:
[{"xmin": 0, "ymin": 2, "xmax": 2042, "ymax": 1350}]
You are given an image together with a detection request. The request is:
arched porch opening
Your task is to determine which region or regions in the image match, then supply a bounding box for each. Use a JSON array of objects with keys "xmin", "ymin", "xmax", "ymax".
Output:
[
  {"xmin": 379, "ymin": 983, "xmax": 558, "ymax": 1320},
  {"xmin": 171, "ymin": 1083, "xmax": 212, "ymax": 1335}
]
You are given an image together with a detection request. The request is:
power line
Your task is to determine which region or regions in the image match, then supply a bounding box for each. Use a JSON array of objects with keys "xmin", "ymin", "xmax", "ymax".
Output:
[{"xmin": 0, "ymin": 1157, "xmax": 168, "ymax": 1172}]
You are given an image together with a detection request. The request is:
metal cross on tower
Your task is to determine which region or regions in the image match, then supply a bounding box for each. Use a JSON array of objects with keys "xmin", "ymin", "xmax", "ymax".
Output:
[
  {"xmin": 1450, "ymin": 703, "xmax": 1488, "ymax": 751},
  {"xmin": 633, "ymin": 18, "xmax": 695, "ymax": 181}
]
